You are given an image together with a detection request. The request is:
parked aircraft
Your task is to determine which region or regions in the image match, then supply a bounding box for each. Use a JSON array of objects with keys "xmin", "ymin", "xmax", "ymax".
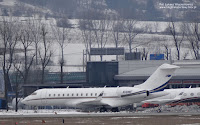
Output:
[
  {"xmin": 143, "ymin": 87, "xmax": 200, "ymax": 105},
  {"xmin": 22, "ymin": 63, "xmax": 179, "ymax": 112}
]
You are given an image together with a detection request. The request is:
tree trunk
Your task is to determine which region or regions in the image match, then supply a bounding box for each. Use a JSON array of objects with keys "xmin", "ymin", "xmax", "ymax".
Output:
[
  {"xmin": 41, "ymin": 67, "xmax": 45, "ymax": 84},
  {"xmin": 3, "ymin": 72, "xmax": 10, "ymax": 111},
  {"xmin": 60, "ymin": 63, "xmax": 63, "ymax": 84},
  {"xmin": 3, "ymin": 51, "xmax": 9, "ymax": 111},
  {"xmin": 100, "ymin": 55, "xmax": 103, "ymax": 61}
]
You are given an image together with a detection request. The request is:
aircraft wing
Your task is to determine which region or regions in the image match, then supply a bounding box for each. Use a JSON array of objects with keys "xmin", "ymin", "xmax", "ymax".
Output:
[
  {"xmin": 77, "ymin": 99, "xmax": 109, "ymax": 107},
  {"xmin": 76, "ymin": 91, "xmax": 111, "ymax": 107}
]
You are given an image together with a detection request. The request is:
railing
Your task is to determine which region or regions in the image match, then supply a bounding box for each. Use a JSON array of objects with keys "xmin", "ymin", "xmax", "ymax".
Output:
[
  {"xmin": 10, "ymin": 72, "xmax": 86, "ymax": 84},
  {"xmin": 45, "ymin": 72, "xmax": 86, "ymax": 82}
]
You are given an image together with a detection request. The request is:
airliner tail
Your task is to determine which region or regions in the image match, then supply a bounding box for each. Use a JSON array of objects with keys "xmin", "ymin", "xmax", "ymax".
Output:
[{"xmin": 134, "ymin": 63, "xmax": 180, "ymax": 92}]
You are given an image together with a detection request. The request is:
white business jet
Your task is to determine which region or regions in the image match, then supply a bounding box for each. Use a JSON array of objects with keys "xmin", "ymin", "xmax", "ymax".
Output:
[
  {"xmin": 22, "ymin": 63, "xmax": 179, "ymax": 112},
  {"xmin": 143, "ymin": 87, "xmax": 200, "ymax": 105}
]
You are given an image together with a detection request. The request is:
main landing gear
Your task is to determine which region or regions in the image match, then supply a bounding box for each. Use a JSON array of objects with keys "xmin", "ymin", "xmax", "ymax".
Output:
[
  {"xmin": 100, "ymin": 107, "xmax": 107, "ymax": 112},
  {"xmin": 99, "ymin": 107, "xmax": 119, "ymax": 112},
  {"xmin": 111, "ymin": 107, "xmax": 119, "ymax": 112}
]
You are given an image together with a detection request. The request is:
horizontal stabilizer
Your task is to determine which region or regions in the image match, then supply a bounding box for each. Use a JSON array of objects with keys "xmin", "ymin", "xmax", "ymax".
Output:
[{"xmin": 143, "ymin": 98, "xmax": 181, "ymax": 104}]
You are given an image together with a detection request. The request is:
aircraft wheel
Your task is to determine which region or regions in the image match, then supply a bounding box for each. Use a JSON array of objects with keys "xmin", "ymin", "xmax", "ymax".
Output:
[
  {"xmin": 111, "ymin": 107, "xmax": 119, "ymax": 112},
  {"xmin": 157, "ymin": 109, "xmax": 161, "ymax": 113},
  {"xmin": 100, "ymin": 107, "xmax": 107, "ymax": 112}
]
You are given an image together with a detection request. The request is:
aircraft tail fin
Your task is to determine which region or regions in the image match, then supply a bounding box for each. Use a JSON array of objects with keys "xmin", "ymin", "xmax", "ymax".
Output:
[{"xmin": 134, "ymin": 63, "xmax": 180, "ymax": 92}]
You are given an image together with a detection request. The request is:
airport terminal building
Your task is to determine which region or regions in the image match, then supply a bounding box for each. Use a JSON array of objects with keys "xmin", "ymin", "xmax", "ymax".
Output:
[
  {"xmin": 87, "ymin": 60, "xmax": 200, "ymax": 89},
  {"xmin": 115, "ymin": 60, "xmax": 200, "ymax": 88},
  {"xmin": 3, "ymin": 60, "xmax": 200, "ymax": 99}
]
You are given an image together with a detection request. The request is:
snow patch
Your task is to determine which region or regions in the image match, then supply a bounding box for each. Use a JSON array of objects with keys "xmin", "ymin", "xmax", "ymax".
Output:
[
  {"xmin": 0, "ymin": 109, "xmax": 87, "ymax": 115},
  {"xmin": 0, "ymin": 0, "xmax": 17, "ymax": 6}
]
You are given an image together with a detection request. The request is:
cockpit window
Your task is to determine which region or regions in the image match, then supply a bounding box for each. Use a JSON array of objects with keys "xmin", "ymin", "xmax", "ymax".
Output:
[
  {"xmin": 31, "ymin": 92, "xmax": 37, "ymax": 95},
  {"xmin": 179, "ymin": 92, "xmax": 184, "ymax": 95}
]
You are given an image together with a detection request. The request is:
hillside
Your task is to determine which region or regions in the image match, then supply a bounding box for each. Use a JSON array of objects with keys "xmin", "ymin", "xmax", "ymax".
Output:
[
  {"xmin": 0, "ymin": 0, "xmax": 199, "ymax": 71},
  {"xmin": 1, "ymin": 0, "xmax": 197, "ymax": 21}
]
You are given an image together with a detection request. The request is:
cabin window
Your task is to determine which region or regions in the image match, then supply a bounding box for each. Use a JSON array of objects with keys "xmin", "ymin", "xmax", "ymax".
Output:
[
  {"xmin": 91, "ymin": 93, "xmax": 93, "ymax": 96},
  {"xmin": 72, "ymin": 94, "xmax": 74, "ymax": 96},
  {"xmin": 67, "ymin": 94, "xmax": 69, "ymax": 96},
  {"xmin": 183, "ymin": 93, "xmax": 187, "ymax": 96},
  {"xmin": 81, "ymin": 93, "xmax": 83, "ymax": 96},
  {"xmin": 49, "ymin": 94, "xmax": 51, "ymax": 97},
  {"xmin": 63, "ymin": 94, "xmax": 64, "ymax": 96},
  {"xmin": 190, "ymin": 93, "xmax": 194, "ymax": 96},
  {"xmin": 58, "ymin": 94, "xmax": 60, "ymax": 96},
  {"xmin": 86, "ymin": 93, "xmax": 88, "ymax": 96},
  {"xmin": 77, "ymin": 94, "xmax": 78, "ymax": 96},
  {"xmin": 197, "ymin": 92, "xmax": 200, "ymax": 96},
  {"xmin": 54, "ymin": 94, "xmax": 56, "ymax": 97},
  {"xmin": 95, "ymin": 93, "xmax": 97, "ymax": 96}
]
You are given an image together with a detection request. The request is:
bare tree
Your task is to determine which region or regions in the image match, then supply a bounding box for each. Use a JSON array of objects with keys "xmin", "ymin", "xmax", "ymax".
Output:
[
  {"xmin": 92, "ymin": 18, "xmax": 110, "ymax": 61},
  {"xmin": 124, "ymin": 20, "xmax": 143, "ymax": 53},
  {"xmin": 78, "ymin": 0, "xmax": 95, "ymax": 64},
  {"xmin": 186, "ymin": 22, "xmax": 200, "ymax": 60},
  {"xmin": 0, "ymin": 17, "xmax": 20, "ymax": 111},
  {"xmin": 141, "ymin": 48, "xmax": 149, "ymax": 60},
  {"xmin": 162, "ymin": 42, "xmax": 170, "ymax": 60},
  {"xmin": 154, "ymin": 36, "xmax": 170, "ymax": 60},
  {"xmin": 18, "ymin": 20, "xmax": 35, "ymax": 89},
  {"xmin": 168, "ymin": 19, "xmax": 185, "ymax": 60},
  {"xmin": 51, "ymin": 19, "xmax": 71, "ymax": 84},
  {"xmin": 30, "ymin": 19, "xmax": 42, "ymax": 66},
  {"xmin": 12, "ymin": 59, "xmax": 22, "ymax": 112},
  {"xmin": 79, "ymin": 19, "xmax": 94, "ymax": 62},
  {"xmin": 111, "ymin": 18, "xmax": 124, "ymax": 60},
  {"xmin": 182, "ymin": 50, "xmax": 190, "ymax": 60},
  {"xmin": 154, "ymin": 21, "xmax": 159, "ymax": 33},
  {"xmin": 39, "ymin": 24, "xmax": 53, "ymax": 84}
]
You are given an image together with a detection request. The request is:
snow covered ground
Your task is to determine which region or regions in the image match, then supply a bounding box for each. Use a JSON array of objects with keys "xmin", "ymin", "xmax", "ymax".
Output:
[
  {"xmin": 141, "ymin": 105, "xmax": 200, "ymax": 113},
  {"xmin": 0, "ymin": 0, "xmax": 17, "ymax": 6},
  {"xmin": 0, "ymin": 109, "xmax": 134, "ymax": 116},
  {"xmin": 0, "ymin": 14, "xmax": 194, "ymax": 72},
  {"xmin": 0, "ymin": 109, "xmax": 86, "ymax": 115},
  {"xmin": 0, "ymin": 105, "xmax": 200, "ymax": 116}
]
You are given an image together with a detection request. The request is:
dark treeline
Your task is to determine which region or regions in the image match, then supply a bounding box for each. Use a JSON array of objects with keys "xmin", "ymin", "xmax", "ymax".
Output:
[
  {"xmin": 17, "ymin": 0, "xmax": 200, "ymax": 21},
  {"xmin": 18, "ymin": 0, "xmax": 78, "ymax": 18}
]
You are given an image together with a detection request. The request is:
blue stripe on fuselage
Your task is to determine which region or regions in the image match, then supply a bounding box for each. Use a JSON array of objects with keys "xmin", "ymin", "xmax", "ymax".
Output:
[
  {"xmin": 150, "ymin": 81, "xmax": 169, "ymax": 92},
  {"xmin": 121, "ymin": 81, "xmax": 169, "ymax": 97}
]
